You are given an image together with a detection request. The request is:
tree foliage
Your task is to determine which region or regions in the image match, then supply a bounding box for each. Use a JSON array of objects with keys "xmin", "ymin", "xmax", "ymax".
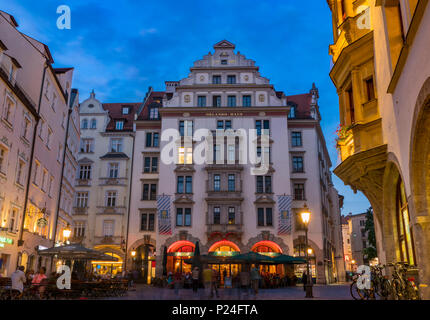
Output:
[{"xmin": 363, "ymin": 207, "xmax": 378, "ymax": 260}]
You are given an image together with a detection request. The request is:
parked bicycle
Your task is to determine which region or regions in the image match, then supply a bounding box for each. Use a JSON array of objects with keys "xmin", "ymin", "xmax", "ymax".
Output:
[{"xmin": 388, "ymin": 262, "xmax": 420, "ymax": 300}]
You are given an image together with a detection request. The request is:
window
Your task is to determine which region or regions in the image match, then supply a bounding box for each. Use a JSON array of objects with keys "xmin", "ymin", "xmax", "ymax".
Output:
[
  {"xmin": 57, "ymin": 144, "xmax": 63, "ymax": 162},
  {"xmin": 151, "ymin": 157, "xmax": 158, "ymax": 172},
  {"xmin": 81, "ymin": 119, "xmax": 88, "ymax": 129},
  {"xmin": 0, "ymin": 148, "xmax": 6, "ymax": 174},
  {"xmin": 362, "ymin": 240, "xmax": 367, "ymax": 249},
  {"xmin": 221, "ymin": 60, "xmax": 228, "ymax": 65},
  {"xmin": 15, "ymin": 160, "xmax": 24, "ymax": 185},
  {"xmin": 48, "ymin": 176, "xmax": 54, "ymax": 197},
  {"xmin": 106, "ymin": 191, "xmax": 117, "ymax": 207},
  {"xmin": 292, "ymin": 132, "xmax": 302, "ymax": 147},
  {"xmin": 177, "ymin": 176, "xmax": 192, "ymax": 194},
  {"xmin": 103, "ymin": 220, "xmax": 114, "ymax": 237},
  {"xmin": 228, "ymin": 174, "xmax": 236, "ymax": 191},
  {"xmin": 145, "ymin": 132, "xmax": 159, "ymax": 147},
  {"xmin": 178, "ymin": 146, "xmax": 193, "ymax": 165},
  {"xmin": 228, "ymin": 207, "xmax": 235, "ymax": 225},
  {"xmin": 361, "ymin": 229, "xmax": 366, "ymax": 237},
  {"xmin": 33, "ymin": 162, "xmax": 40, "ymax": 185},
  {"xmin": 365, "ymin": 77, "xmax": 375, "ymax": 101},
  {"xmin": 81, "ymin": 139, "xmax": 94, "ymax": 153},
  {"xmin": 4, "ymin": 97, "xmax": 15, "ymax": 123},
  {"xmin": 227, "ymin": 75, "xmax": 236, "ymax": 84},
  {"xmin": 292, "ymin": 156, "xmax": 304, "ymax": 173},
  {"xmin": 213, "ymin": 144, "xmax": 222, "ymax": 163},
  {"xmin": 41, "ymin": 169, "xmax": 47, "ymax": 191},
  {"xmin": 294, "ymin": 183, "xmax": 305, "ymax": 200},
  {"xmin": 396, "ymin": 178, "xmax": 416, "ymax": 265},
  {"xmin": 197, "ymin": 96, "xmax": 206, "ymax": 107},
  {"xmin": 212, "ymin": 75, "xmax": 221, "ymax": 84},
  {"xmin": 243, "ymin": 95, "xmax": 251, "ymax": 107},
  {"xmin": 256, "ymin": 120, "xmax": 270, "ymax": 136},
  {"xmin": 176, "ymin": 208, "xmax": 191, "ymax": 227},
  {"xmin": 288, "ymin": 105, "xmax": 296, "ymax": 119},
  {"xmin": 346, "ymin": 87, "xmax": 355, "ymax": 124},
  {"xmin": 76, "ymin": 192, "xmax": 88, "ymax": 208},
  {"xmin": 122, "ymin": 107, "xmax": 129, "ymax": 115},
  {"xmin": 359, "ymin": 220, "xmax": 365, "ymax": 227},
  {"xmin": 227, "ymin": 96, "xmax": 236, "ymax": 107},
  {"xmin": 22, "ymin": 117, "xmax": 31, "ymax": 141},
  {"xmin": 179, "ymin": 120, "xmax": 193, "ymax": 137},
  {"xmin": 51, "ymin": 93, "xmax": 57, "ymax": 112},
  {"xmin": 90, "ymin": 119, "xmax": 97, "ymax": 129},
  {"xmin": 79, "ymin": 165, "xmax": 92, "ymax": 180},
  {"xmin": 46, "ymin": 128, "xmax": 52, "ymax": 149},
  {"xmin": 115, "ymin": 121, "xmax": 124, "ymax": 130},
  {"xmin": 110, "ymin": 138, "xmax": 123, "ymax": 152},
  {"xmin": 108, "ymin": 163, "xmax": 119, "ymax": 178},
  {"xmin": 214, "ymin": 174, "xmax": 221, "ymax": 191},
  {"xmin": 228, "ymin": 144, "xmax": 235, "ymax": 162},
  {"xmin": 9, "ymin": 208, "xmax": 17, "ymax": 232},
  {"xmin": 149, "ymin": 107, "xmax": 159, "ymax": 120},
  {"xmin": 213, "ymin": 207, "xmax": 221, "ymax": 224},
  {"xmin": 257, "ymin": 208, "xmax": 273, "ymax": 226},
  {"xmin": 217, "ymin": 120, "xmax": 231, "ymax": 130},
  {"xmin": 73, "ymin": 222, "xmax": 85, "ymax": 237},
  {"xmin": 141, "ymin": 213, "xmax": 155, "ymax": 231},
  {"xmin": 213, "ymin": 95, "xmax": 221, "ymax": 107},
  {"xmin": 256, "ymin": 176, "xmax": 272, "ymax": 193},
  {"xmin": 142, "ymin": 183, "xmax": 157, "ymax": 200},
  {"xmin": 144, "ymin": 157, "xmax": 151, "ymax": 173}
]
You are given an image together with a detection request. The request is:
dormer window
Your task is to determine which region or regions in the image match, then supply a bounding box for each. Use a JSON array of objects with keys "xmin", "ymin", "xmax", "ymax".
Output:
[
  {"xmin": 122, "ymin": 107, "xmax": 129, "ymax": 115},
  {"xmin": 115, "ymin": 120, "xmax": 124, "ymax": 130},
  {"xmin": 8, "ymin": 65, "xmax": 15, "ymax": 82},
  {"xmin": 149, "ymin": 107, "xmax": 159, "ymax": 120},
  {"xmin": 288, "ymin": 105, "xmax": 296, "ymax": 119}
]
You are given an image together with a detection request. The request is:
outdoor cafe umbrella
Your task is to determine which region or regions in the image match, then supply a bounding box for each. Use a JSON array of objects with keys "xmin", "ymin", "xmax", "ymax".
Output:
[
  {"xmin": 271, "ymin": 254, "xmax": 307, "ymax": 265},
  {"xmin": 226, "ymin": 252, "xmax": 275, "ymax": 264},
  {"xmin": 191, "ymin": 241, "xmax": 201, "ymax": 269},
  {"xmin": 38, "ymin": 244, "xmax": 119, "ymax": 261},
  {"xmin": 162, "ymin": 246, "xmax": 168, "ymax": 276}
]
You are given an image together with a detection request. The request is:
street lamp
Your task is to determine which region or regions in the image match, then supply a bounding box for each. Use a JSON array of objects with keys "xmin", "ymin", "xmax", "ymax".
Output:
[
  {"xmin": 63, "ymin": 224, "xmax": 72, "ymax": 244},
  {"xmin": 301, "ymin": 203, "xmax": 313, "ymax": 298}
]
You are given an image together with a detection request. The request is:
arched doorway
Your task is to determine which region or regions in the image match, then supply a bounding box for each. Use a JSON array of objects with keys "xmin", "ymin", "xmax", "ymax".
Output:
[
  {"xmin": 132, "ymin": 244, "xmax": 156, "ymax": 283},
  {"xmin": 251, "ymin": 241, "xmax": 283, "ymax": 275},
  {"xmin": 293, "ymin": 243, "xmax": 316, "ymax": 284},
  {"xmin": 167, "ymin": 241, "xmax": 195, "ymax": 274},
  {"xmin": 208, "ymin": 240, "xmax": 241, "ymax": 283}
]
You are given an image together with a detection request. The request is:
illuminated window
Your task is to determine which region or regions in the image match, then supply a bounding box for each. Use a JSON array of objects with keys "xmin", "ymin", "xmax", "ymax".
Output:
[{"xmin": 178, "ymin": 147, "xmax": 193, "ymax": 164}]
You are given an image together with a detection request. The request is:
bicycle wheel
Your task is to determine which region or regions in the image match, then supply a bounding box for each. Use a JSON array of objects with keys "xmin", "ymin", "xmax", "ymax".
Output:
[
  {"xmin": 350, "ymin": 281, "xmax": 366, "ymax": 300},
  {"xmin": 391, "ymin": 279, "xmax": 403, "ymax": 300}
]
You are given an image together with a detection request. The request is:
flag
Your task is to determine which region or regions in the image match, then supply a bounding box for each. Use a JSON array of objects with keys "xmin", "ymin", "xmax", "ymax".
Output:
[
  {"xmin": 157, "ymin": 194, "xmax": 172, "ymax": 235},
  {"xmin": 277, "ymin": 195, "xmax": 292, "ymax": 235}
]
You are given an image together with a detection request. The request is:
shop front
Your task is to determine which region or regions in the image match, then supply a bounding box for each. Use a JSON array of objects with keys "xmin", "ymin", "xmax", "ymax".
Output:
[
  {"xmin": 251, "ymin": 241, "xmax": 284, "ymax": 275},
  {"xmin": 167, "ymin": 241, "xmax": 195, "ymax": 274},
  {"xmin": 0, "ymin": 235, "xmax": 15, "ymax": 276},
  {"xmin": 92, "ymin": 252, "xmax": 123, "ymax": 277},
  {"xmin": 208, "ymin": 240, "xmax": 241, "ymax": 284},
  {"xmin": 293, "ymin": 244, "xmax": 316, "ymax": 283}
]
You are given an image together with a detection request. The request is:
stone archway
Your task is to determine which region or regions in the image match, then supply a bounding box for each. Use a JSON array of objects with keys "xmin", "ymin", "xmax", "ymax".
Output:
[
  {"xmin": 244, "ymin": 232, "xmax": 289, "ymax": 254},
  {"xmin": 409, "ymin": 77, "xmax": 430, "ymax": 299}
]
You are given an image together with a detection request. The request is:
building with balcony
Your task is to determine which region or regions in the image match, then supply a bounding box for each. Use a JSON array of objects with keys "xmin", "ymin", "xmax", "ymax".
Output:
[
  {"xmin": 0, "ymin": 10, "xmax": 77, "ymax": 276},
  {"xmin": 126, "ymin": 40, "xmax": 345, "ymax": 284},
  {"xmin": 73, "ymin": 91, "xmax": 138, "ymax": 276},
  {"xmin": 327, "ymin": 0, "xmax": 430, "ymax": 298}
]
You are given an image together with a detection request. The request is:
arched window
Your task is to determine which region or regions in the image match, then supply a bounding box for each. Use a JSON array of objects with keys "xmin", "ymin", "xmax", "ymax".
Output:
[
  {"xmin": 396, "ymin": 178, "xmax": 416, "ymax": 265},
  {"xmin": 90, "ymin": 119, "xmax": 97, "ymax": 129},
  {"xmin": 81, "ymin": 119, "xmax": 88, "ymax": 129}
]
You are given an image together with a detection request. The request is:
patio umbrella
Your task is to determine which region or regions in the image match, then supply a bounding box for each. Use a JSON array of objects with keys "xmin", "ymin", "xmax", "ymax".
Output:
[
  {"xmin": 162, "ymin": 246, "xmax": 168, "ymax": 276},
  {"xmin": 226, "ymin": 252, "xmax": 275, "ymax": 264},
  {"xmin": 38, "ymin": 244, "xmax": 118, "ymax": 261},
  {"xmin": 271, "ymin": 254, "xmax": 307, "ymax": 265},
  {"xmin": 191, "ymin": 241, "xmax": 201, "ymax": 269}
]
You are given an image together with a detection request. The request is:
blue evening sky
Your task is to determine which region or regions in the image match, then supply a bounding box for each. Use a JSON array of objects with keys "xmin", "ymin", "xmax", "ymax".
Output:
[{"xmin": 2, "ymin": 0, "xmax": 371, "ymax": 215}]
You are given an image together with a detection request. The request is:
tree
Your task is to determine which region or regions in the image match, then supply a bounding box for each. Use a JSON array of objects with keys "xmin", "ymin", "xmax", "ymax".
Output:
[{"xmin": 363, "ymin": 207, "xmax": 378, "ymax": 261}]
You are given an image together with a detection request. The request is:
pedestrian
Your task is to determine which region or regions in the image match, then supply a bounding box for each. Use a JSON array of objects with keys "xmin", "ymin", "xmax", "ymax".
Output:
[
  {"xmin": 192, "ymin": 267, "xmax": 200, "ymax": 293},
  {"xmin": 250, "ymin": 265, "xmax": 261, "ymax": 296},
  {"xmin": 32, "ymin": 267, "xmax": 48, "ymax": 298},
  {"xmin": 239, "ymin": 266, "xmax": 250, "ymax": 298},
  {"xmin": 302, "ymin": 271, "xmax": 308, "ymax": 291},
  {"xmin": 174, "ymin": 270, "xmax": 182, "ymax": 296},
  {"xmin": 210, "ymin": 269, "xmax": 220, "ymax": 298},
  {"xmin": 202, "ymin": 265, "xmax": 212, "ymax": 298},
  {"xmin": 11, "ymin": 266, "xmax": 26, "ymax": 295}
]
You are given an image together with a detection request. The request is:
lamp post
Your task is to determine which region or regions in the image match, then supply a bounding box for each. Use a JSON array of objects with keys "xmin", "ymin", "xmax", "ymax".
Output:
[
  {"xmin": 301, "ymin": 204, "xmax": 313, "ymax": 298},
  {"xmin": 62, "ymin": 224, "xmax": 72, "ymax": 244}
]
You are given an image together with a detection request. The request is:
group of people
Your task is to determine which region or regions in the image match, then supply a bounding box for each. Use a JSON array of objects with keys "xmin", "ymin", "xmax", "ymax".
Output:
[{"xmin": 10, "ymin": 266, "xmax": 48, "ymax": 298}]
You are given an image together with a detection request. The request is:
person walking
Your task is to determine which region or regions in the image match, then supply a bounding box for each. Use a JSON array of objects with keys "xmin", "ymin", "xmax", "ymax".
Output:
[
  {"xmin": 192, "ymin": 267, "xmax": 200, "ymax": 294},
  {"xmin": 210, "ymin": 269, "xmax": 220, "ymax": 298},
  {"xmin": 11, "ymin": 266, "xmax": 26, "ymax": 296},
  {"xmin": 239, "ymin": 266, "xmax": 251, "ymax": 298},
  {"xmin": 174, "ymin": 270, "xmax": 182, "ymax": 296},
  {"xmin": 302, "ymin": 271, "xmax": 308, "ymax": 291},
  {"xmin": 250, "ymin": 265, "xmax": 261, "ymax": 297},
  {"xmin": 32, "ymin": 267, "xmax": 47, "ymax": 298},
  {"xmin": 202, "ymin": 265, "xmax": 212, "ymax": 298}
]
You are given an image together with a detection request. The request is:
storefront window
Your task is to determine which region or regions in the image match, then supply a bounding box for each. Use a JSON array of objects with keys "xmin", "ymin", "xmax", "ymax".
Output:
[{"xmin": 167, "ymin": 241, "xmax": 195, "ymax": 274}]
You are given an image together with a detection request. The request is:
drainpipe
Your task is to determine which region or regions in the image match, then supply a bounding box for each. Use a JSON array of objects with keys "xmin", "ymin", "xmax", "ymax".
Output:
[
  {"xmin": 51, "ymin": 90, "xmax": 74, "ymax": 247},
  {"xmin": 17, "ymin": 62, "xmax": 48, "ymax": 254},
  {"xmin": 123, "ymin": 130, "xmax": 136, "ymax": 272}
]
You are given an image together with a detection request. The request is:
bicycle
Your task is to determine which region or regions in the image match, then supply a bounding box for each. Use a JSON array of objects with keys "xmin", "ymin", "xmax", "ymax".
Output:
[
  {"xmin": 388, "ymin": 262, "xmax": 420, "ymax": 300},
  {"xmin": 349, "ymin": 264, "xmax": 391, "ymax": 300}
]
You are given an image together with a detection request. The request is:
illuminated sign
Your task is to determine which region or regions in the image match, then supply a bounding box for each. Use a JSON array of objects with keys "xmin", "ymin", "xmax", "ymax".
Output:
[
  {"xmin": 209, "ymin": 251, "xmax": 239, "ymax": 257},
  {"xmin": 0, "ymin": 236, "xmax": 13, "ymax": 245}
]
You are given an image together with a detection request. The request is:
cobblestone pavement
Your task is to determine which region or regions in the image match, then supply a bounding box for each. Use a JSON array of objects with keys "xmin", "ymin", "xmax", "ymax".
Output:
[{"xmin": 109, "ymin": 283, "xmax": 352, "ymax": 300}]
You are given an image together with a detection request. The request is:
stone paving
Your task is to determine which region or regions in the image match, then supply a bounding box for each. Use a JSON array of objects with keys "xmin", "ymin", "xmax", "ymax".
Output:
[{"xmin": 110, "ymin": 283, "xmax": 352, "ymax": 300}]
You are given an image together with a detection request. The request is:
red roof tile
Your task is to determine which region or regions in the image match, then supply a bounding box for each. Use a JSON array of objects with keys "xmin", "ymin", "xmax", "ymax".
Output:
[
  {"xmin": 136, "ymin": 91, "xmax": 164, "ymax": 121},
  {"xmin": 286, "ymin": 93, "xmax": 312, "ymax": 119},
  {"xmin": 103, "ymin": 103, "xmax": 141, "ymax": 132}
]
